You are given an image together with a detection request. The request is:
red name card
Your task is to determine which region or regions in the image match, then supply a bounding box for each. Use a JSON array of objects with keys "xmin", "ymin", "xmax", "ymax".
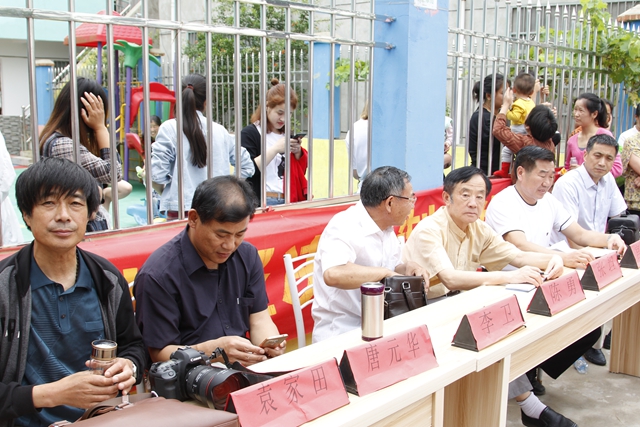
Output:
[
  {"xmin": 228, "ymin": 359, "xmax": 349, "ymax": 427},
  {"xmin": 527, "ymin": 271, "xmax": 585, "ymax": 316},
  {"xmin": 339, "ymin": 324, "xmax": 438, "ymax": 397},
  {"xmin": 452, "ymin": 294, "xmax": 525, "ymax": 351},
  {"xmin": 580, "ymin": 251, "xmax": 623, "ymax": 291},
  {"xmin": 620, "ymin": 240, "xmax": 640, "ymax": 269}
]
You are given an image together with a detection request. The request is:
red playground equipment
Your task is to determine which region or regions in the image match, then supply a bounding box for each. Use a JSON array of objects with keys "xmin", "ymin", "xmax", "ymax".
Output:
[{"xmin": 129, "ymin": 82, "xmax": 176, "ymax": 128}]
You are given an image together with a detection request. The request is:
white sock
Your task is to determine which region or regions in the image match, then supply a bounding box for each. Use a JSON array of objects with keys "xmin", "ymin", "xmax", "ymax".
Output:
[{"xmin": 517, "ymin": 393, "xmax": 546, "ymax": 419}]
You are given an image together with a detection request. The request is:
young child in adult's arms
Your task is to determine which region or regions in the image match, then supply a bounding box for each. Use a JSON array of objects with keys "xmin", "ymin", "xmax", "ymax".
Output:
[{"xmin": 494, "ymin": 72, "xmax": 539, "ymax": 178}]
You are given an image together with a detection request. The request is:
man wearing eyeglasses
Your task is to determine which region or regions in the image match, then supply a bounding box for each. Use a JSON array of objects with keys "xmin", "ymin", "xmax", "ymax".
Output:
[{"xmin": 311, "ymin": 166, "xmax": 428, "ymax": 343}]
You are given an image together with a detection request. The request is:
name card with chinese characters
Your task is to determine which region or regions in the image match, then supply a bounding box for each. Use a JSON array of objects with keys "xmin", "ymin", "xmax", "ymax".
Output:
[
  {"xmin": 452, "ymin": 294, "xmax": 525, "ymax": 351},
  {"xmin": 228, "ymin": 359, "xmax": 349, "ymax": 427},
  {"xmin": 580, "ymin": 251, "xmax": 623, "ymax": 291},
  {"xmin": 339, "ymin": 325, "xmax": 438, "ymax": 396},
  {"xmin": 527, "ymin": 271, "xmax": 585, "ymax": 316},
  {"xmin": 620, "ymin": 240, "xmax": 640, "ymax": 269}
]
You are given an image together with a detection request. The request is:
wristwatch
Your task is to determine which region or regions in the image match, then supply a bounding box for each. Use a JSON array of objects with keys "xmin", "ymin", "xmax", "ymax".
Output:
[{"xmin": 130, "ymin": 360, "xmax": 138, "ymax": 381}]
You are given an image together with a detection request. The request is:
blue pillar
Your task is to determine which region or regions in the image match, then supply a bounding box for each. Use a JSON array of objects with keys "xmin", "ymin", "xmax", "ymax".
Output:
[
  {"xmin": 35, "ymin": 59, "xmax": 55, "ymax": 126},
  {"xmin": 312, "ymin": 42, "xmax": 341, "ymax": 139},
  {"xmin": 372, "ymin": 0, "xmax": 449, "ymax": 191}
]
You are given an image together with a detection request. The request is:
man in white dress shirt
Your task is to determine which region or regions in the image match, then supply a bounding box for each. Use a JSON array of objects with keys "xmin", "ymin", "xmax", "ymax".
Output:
[
  {"xmin": 485, "ymin": 146, "xmax": 625, "ymax": 268},
  {"xmin": 311, "ymin": 166, "xmax": 427, "ymax": 343},
  {"xmin": 552, "ymin": 134, "xmax": 626, "ymax": 366}
]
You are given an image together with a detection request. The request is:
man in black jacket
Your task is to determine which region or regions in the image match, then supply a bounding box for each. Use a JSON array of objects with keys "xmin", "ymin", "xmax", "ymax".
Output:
[{"xmin": 0, "ymin": 158, "xmax": 145, "ymax": 427}]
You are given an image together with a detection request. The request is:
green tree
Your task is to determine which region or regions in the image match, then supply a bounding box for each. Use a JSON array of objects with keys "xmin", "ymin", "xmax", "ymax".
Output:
[
  {"xmin": 582, "ymin": 0, "xmax": 640, "ymax": 105},
  {"xmin": 184, "ymin": 0, "xmax": 310, "ymax": 129},
  {"xmin": 527, "ymin": 0, "xmax": 640, "ymax": 106}
]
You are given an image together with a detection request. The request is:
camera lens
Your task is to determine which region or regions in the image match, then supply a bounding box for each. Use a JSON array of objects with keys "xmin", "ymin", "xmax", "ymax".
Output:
[{"xmin": 185, "ymin": 365, "xmax": 250, "ymax": 410}]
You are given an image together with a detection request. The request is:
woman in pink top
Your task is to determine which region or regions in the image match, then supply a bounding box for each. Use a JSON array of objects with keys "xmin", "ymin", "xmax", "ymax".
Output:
[{"xmin": 565, "ymin": 93, "xmax": 622, "ymax": 176}]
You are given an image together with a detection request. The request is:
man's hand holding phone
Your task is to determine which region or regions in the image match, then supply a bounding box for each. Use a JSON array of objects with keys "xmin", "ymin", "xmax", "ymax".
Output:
[{"xmin": 259, "ymin": 334, "xmax": 288, "ymax": 358}]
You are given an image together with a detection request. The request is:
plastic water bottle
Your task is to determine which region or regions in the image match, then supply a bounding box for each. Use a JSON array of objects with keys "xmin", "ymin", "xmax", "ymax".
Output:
[
  {"xmin": 574, "ymin": 356, "xmax": 588, "ymax": 374},
  {"xmin": 570, "ymin": 157, "xmax": 578, "ymax": 168}
]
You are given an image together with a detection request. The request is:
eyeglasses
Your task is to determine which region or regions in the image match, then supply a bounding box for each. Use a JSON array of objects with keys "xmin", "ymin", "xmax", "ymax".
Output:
[{"xmin": 389, "ymin": 194, "xmax": 417, "ymax": 203}]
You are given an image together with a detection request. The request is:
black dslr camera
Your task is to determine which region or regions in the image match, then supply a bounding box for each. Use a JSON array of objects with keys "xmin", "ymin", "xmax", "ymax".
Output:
[{"xmin": 149, "ymin": 347, "xmax": 249, "ymax": 410}]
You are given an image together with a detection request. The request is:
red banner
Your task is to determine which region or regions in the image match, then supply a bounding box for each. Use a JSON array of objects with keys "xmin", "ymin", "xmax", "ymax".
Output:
[{"xmin": 0, "ymin": 179, "xmax": 511, "ymax": 342}]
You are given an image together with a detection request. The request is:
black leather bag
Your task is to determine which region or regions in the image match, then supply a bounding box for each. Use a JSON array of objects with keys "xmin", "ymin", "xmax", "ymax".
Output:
[
  {"xmin": 607, "ymin": 214, "xmax": 640, "ymax": 245},
  {"xmin": 382, "ymin": 276, "xmax": 427, "ymax": 320}
]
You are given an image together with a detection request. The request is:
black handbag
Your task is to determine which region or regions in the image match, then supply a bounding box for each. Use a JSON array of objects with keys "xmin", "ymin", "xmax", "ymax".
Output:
[
  {"xmin": 607, "ymin": 214, "xmax": 640, "ymax": 245},
  {"xmin": 382, "ymin": 276, "xmax": 427, "ymax": 320}
]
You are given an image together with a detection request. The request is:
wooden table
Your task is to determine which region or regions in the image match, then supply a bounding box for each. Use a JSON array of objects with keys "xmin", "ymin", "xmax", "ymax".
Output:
[{"xmin": 252, "ymin": 268, "xmax": 640, "ymax": 427}]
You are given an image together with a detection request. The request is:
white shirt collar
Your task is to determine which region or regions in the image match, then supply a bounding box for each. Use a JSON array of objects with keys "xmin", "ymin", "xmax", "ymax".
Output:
[
  {"xmin": 576, "ymin": 164, "xmax": 598, "ymax": 190},
  {"xmin": 354, "ymin": 201, "xmax": 390, "ymax": 237}
]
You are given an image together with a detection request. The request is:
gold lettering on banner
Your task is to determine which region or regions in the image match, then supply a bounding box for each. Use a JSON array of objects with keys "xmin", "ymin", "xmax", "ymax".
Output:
[
  {"xmin": 258, "ymin": 247, "xmax": 275, "ymax": 281},
  {"xmin": 123, "ymin": 267, "xmax": 138, "ymax": 284},
  {"xmin": 268, "ymin": 304, "xmax": 277, "ymax": 316}
]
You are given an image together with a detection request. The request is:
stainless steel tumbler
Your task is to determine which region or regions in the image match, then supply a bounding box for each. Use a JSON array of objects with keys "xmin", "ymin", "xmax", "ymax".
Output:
[
  {"xmin": 91, "ymin": 339, "xmax": 117, "ymax": 375},
  {"xmin": 361, "ymin": 282, "xmax": 384, "ymax": 341}
]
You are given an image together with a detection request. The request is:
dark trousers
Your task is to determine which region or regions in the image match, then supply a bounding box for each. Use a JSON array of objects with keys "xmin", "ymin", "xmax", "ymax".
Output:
[{"xmin": 538, "ymin": 327, "xmax": 601, "ymax": 379}]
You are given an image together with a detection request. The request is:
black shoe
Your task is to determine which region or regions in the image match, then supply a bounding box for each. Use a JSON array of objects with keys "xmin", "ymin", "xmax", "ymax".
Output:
[
  {"xmin": 526, "ymin": 367, "xmax": 546, "ymax": 396},
  {"xmin": 603, "ymin": 332, "xmax": 611, "ymax": 350},
  {"xmin": 521, "ymin": 407, "xmax": 578, "ymax": 427},
  {"xmin": 584, "ymin": 348, "xmax": 606, "ymax": 366}
]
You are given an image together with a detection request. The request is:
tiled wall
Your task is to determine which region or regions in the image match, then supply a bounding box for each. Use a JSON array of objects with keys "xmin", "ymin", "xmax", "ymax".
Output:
[{"xmin": 0, "ymin": 116, "xmax": 26, "ymax": 155}]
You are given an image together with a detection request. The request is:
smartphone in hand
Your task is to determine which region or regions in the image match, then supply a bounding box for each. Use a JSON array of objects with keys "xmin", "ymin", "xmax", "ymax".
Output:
[
  {"xmin": 291, "ymin": 133, "xmax": 306, "ymax": 140},
  {"xmin": 259, "ymin": 334, "xmax": 288, "ymax": 349}
]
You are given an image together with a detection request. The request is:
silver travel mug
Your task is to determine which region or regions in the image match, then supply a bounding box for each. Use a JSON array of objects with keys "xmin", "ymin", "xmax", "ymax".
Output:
[
  {"xmin": 361, "ymin": 282, "xmax": 385, "ymax": 341},
  {"xmin": 91, "ymin": 339, "xmax": 117, "ymax": 375}
]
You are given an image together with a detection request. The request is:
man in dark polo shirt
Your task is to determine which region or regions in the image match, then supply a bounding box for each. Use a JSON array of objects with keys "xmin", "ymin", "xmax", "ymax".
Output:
[
  {"xmin": 0, "ymin": 158, "xmax": 145, "ymax": 427},
  {"xmin": 134, "ymin": 175, "xmax": 285, "ymax": 365}
]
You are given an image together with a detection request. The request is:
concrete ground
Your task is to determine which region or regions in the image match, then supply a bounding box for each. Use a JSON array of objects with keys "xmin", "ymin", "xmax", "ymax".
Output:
[{"xmin": 506, "ymin": 348, "xmax": 640, "ymax": 427}]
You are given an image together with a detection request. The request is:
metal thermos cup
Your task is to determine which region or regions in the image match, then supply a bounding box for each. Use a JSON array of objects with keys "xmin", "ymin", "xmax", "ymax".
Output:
[
  {"xmin": 361, "ymin": 282, "xmax": 385, "ymax": 341},
  {"xmin": 91, "ymin": 339, "xmax": 117, "ymax": 375}
]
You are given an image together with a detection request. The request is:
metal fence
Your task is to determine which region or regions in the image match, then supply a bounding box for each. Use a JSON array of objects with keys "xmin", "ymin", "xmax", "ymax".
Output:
[
  {"xmin": 167, "ymin": 49, "xmax": 310, "ymax": 134},
  {"xmin": 2, "ymin": 0, "xmax": 378, "ymax": 232},
  {"xmin": 446, "ymin": 0, "xmax": 638, "ymax": 174},
  {"xmin": 48, "ymin": 44, "xmax": 371, "ymax": 136}
]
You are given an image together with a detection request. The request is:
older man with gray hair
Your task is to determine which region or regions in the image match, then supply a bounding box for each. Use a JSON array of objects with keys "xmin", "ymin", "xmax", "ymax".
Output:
[{"xmin": 311, "ymin": 166, "xmax": 428, "ymax": 343}]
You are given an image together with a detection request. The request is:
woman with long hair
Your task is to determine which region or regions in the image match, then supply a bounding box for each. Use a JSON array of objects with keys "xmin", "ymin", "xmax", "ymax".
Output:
[
  {"xmin": 39, "ymin": 77, "xmax": 125, "ymax": 231},
  {"xmin": 151, "ymin": 73, "xmax": 254, "ymax": 217},
  {"xmin": 241, "ymin": 78, "xmax": 308, "ymax": 205},
  {"xmin": 565, "ymin": 93, "xmax": 622, "ymax": 176},
  {"xmin": 468, "ymin": 74, "xmax": 509, "ymax": 175}
]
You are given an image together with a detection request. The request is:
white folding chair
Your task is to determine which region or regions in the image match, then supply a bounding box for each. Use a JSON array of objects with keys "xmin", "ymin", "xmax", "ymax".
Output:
[{"xmin": 283, "ymin": 252, "xmax": 315, "ymax": 349}]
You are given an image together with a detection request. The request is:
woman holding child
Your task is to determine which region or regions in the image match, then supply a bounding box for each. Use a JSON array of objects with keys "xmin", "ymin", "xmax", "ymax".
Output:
[{"xmin": 468, "ymin": 74, "xmax": 509, "ymax": 175}]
